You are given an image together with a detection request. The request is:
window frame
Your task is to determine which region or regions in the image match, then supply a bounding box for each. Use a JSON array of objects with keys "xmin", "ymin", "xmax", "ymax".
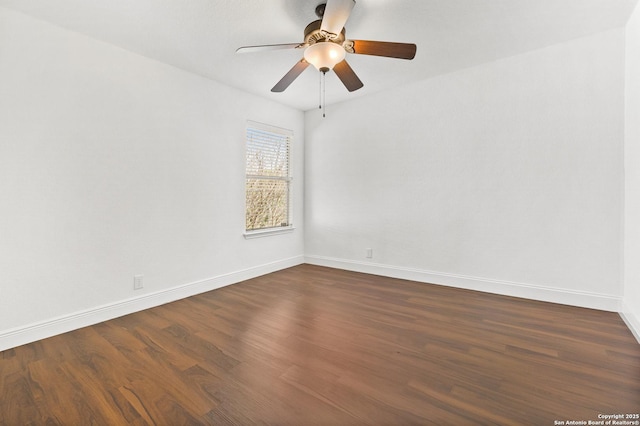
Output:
[{"xmin": 243, "ymin": 120, "xmax": 295, "ymax": 239}]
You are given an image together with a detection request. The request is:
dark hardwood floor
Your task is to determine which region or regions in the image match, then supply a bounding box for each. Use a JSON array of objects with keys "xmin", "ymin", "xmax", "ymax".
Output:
[{"xmin": 1, "ymin": 264, "xmax": 639, "ymax": 425}]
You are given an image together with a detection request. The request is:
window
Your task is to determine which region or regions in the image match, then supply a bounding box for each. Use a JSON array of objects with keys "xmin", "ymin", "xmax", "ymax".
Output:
[{"xmin": 245, "ymin": 121, "xmax": 293, "ymax": 235}]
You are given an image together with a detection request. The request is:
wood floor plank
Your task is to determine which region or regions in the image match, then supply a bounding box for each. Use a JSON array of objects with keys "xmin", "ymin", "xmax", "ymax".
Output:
[{"xmin": 1, "ymin": 264, "xmax": 639, "ymax": 425}]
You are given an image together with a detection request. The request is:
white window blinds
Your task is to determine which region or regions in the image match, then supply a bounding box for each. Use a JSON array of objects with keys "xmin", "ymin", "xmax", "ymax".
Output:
[{"xmin": 245, "ymin": 121, "xmax": 293, "ymax": 232}]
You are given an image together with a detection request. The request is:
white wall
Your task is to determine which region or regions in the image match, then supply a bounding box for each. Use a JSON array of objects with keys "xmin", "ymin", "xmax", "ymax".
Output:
[
  {"xmin": 305, "ymin": 29, "xmax": 625, "ymax": 311},
  {"xmin": 623, "ymin": 2, "xmax": 640, "ymax": 341},
  {"xmin": 0, "ymin": 7, "xmax": 304, "ymax": 350},
  {"xmin": 1, "ymin": 4, "xmax": 636, "ymax": 351}
]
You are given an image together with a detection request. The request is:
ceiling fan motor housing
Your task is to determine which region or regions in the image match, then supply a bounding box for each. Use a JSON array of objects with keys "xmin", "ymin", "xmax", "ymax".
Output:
[{"xmin": 304, "ymin": 19, "xmax": 346, "ymax": 46}]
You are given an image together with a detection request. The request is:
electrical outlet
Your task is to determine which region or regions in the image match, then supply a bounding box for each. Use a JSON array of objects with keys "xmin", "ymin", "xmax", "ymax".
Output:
[
  {"xmin": 366, "ymin": 248, "xmax": 373, "ymax": 259},
  {"xmin": 134, "ymin": 275, "xmax": 144, "ymax": 290}
]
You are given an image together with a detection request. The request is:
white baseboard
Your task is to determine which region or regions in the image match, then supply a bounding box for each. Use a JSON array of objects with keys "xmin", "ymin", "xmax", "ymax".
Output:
[
  {"xmin": 0, "ymin": 255, "xmax": 304, "ymax": 352},
  {"xmin": 620, "ymin": 302, "xmax": 640, "ymax": 344},
  {"xmin": 305, "ymin": 255, "xmax": 622, "ymax": 312}
]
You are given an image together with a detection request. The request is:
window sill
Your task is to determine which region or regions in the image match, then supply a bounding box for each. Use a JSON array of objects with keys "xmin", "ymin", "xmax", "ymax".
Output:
[{"xmin": 243, "ymin": 226, "xmax": 295, "ymax": 239}]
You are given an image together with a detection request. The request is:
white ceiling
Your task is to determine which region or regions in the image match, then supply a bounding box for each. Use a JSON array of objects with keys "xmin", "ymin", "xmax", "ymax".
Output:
[{"xmin": 0, "ymin": 0, "xmax": 637, "ymax": 111}]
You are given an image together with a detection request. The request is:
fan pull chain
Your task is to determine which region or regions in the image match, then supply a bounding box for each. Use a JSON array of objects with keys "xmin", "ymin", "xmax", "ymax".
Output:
[
  {"xmin": 321, "ymin": 70, "xmax": 326, "ymax": 118},
  {"xmin": 319, "ymin": 71, "xmax": 322, "ymax": 111}
]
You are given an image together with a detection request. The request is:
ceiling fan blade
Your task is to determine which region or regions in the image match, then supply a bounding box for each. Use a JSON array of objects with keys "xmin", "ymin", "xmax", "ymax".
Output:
[
  {"xmin": 321, "ymin": 0, "xmax": 355, "ymax": 37},
  {"xmin": 271, "ymin": 59, "xmax": 310, "ymax": 92},
  {"xmin": 236, "ymin": 43, "xmax": 303, "ymax": 54},
  {"xmin": 350, "ymin": 40, "xmax": 417, "ymax": 60},
  {"xmin": 333, "ymin": 59, "xmax": 363, "ymax": 92}
]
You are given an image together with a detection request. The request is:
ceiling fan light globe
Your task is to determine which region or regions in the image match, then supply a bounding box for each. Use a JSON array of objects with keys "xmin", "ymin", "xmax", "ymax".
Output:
[{"xmin": 304, "ymin": 42, "xmax": 346, "ymax": 71}]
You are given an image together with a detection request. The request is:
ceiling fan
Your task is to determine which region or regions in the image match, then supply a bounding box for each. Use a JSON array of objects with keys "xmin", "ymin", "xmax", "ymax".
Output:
[{"xmin": 236, "ymin": 0, "xmax": 417, "ymax": 94}]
